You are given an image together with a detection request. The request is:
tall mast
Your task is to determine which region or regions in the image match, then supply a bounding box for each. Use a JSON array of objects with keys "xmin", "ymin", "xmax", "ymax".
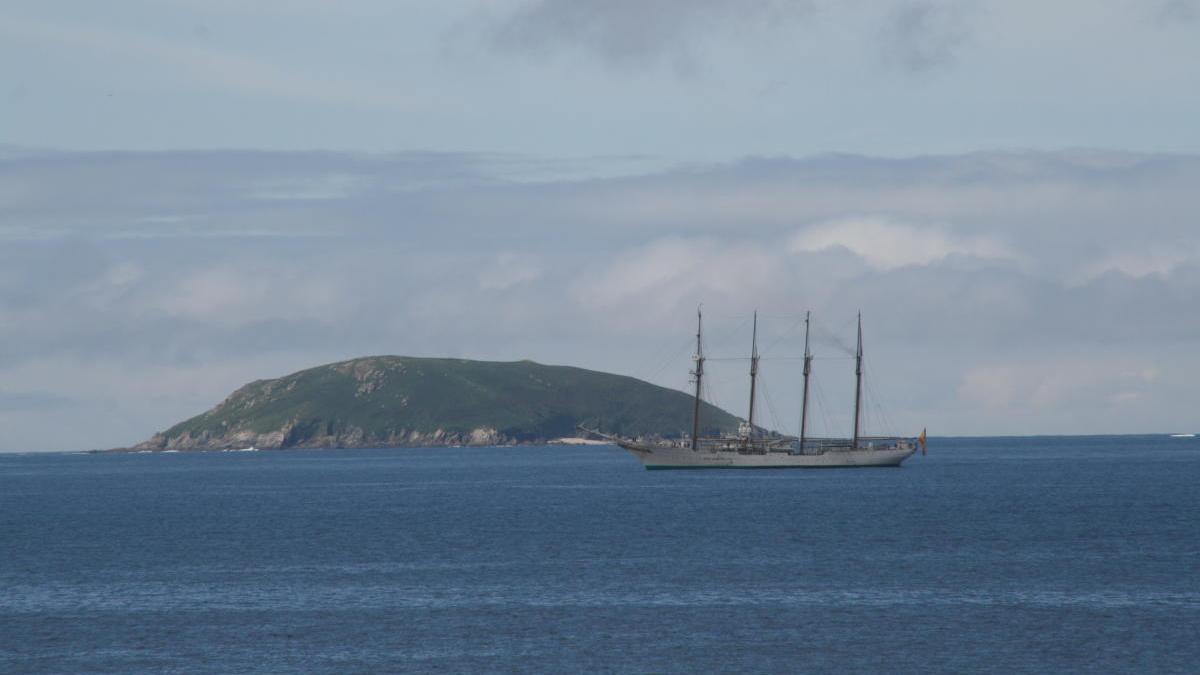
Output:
[
  {"xmin": 800, "ymin": 310, "xmax": 812, "ymax": 453},
  {"xmin": 690, "ymin": 306, "xmax": 704, "ymax": 451},
  {"xmin": 747, "ymin": 311, "xmax": 759, "ymax": 438},
  {"xmin": 852, "ymin": 311, "xmax": 863, "ymax": 449}
]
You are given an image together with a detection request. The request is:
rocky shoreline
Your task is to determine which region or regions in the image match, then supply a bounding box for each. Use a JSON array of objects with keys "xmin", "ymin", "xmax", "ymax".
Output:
[
  {"xmin": 120, "ymin": 425, "xmax": 531, "ymax": 452},
  {"xmin": 112, "ymin": 430, "xmax": 616, "ymax": 453}
]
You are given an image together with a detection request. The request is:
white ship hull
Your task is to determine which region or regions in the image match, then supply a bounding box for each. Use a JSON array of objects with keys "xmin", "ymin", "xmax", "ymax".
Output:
[{"xmin": 618, "ymin": 440, "xmax": 917, "ymax": 469}]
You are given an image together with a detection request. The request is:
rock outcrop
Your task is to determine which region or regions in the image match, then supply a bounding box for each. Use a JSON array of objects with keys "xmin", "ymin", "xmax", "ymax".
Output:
[{"xmin": 132, "ymin": 425, "xmax": 515, "ymax": 451}]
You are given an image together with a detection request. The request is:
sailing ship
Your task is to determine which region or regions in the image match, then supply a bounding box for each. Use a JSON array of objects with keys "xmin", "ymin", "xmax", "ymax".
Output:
[{"xmin": 588, "ymin": 309, "xmax": 922, "ymax": 469}]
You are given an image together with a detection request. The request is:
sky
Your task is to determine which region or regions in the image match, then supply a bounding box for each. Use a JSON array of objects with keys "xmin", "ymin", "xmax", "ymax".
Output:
[{"xmin": 1, "ymin": 1, "xmax": 1199, "ymax": 450}]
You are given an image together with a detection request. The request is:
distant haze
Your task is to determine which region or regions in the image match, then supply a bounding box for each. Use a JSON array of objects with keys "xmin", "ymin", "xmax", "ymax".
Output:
[{"xmin": 1, "ymin": 1, "xmax": 1198, "ymax": 449}]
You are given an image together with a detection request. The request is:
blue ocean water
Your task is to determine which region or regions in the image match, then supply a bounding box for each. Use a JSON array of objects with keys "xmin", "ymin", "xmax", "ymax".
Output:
[{"xmin": 1, "ymin": 437, "xmax": 1198, "ymax": 673}]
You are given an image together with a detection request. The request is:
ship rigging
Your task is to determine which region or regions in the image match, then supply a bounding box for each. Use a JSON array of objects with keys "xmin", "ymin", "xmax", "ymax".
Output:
[{"xmin": 587, "ymin": 307, "xmax": 923, "ymax": 469}]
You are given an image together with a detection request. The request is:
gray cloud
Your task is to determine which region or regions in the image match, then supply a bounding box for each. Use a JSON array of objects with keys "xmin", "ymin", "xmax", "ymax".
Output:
[
  {"xmin": 2, "ymin": 148, "xmax": 1199, "ymax": 449},
  {"xmin": 485, "ymin": 0, "xmax": 809, "ymax": 71},
  {"xmin": 481, "ymin": 0, "xmax": 978, "ymax": 75},
  {"xmin": 1159, "ymin": 0, "xmax": 1197, "ymax": 23},
  {"xmin": 881, "ymin": 1, "xmax": 973, "ymax": 71}
]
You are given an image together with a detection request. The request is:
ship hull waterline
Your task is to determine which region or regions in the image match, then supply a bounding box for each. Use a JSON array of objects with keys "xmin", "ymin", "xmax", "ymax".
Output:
[{"xmin": 618, "ymin": 441, "xmax": 916, "ymax": 469}]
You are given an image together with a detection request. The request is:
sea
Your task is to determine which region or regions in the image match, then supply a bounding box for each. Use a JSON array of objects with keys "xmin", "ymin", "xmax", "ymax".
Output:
[{"xmin": 1, "ymin": 436, "xmax": 1198, "ymax": 673}]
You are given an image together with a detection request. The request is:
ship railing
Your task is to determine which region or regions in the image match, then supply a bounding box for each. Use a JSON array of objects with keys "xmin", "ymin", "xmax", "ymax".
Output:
[
  {"xmin": 686, "ymin": 434, "xmax": 914, "ymax": 454},
  {"xmin": 790, "ymin": 436, "xmax": 912, "ymax": 453},
  {"xmin": 798, "ymin": 435, "xmax": 909, "ymax": 442}
]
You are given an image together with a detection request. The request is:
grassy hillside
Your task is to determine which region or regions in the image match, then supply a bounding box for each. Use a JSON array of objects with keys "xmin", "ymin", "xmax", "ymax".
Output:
[{"xmin": 141, "ymin": 356, "xmax": 743, "ymax": 449}]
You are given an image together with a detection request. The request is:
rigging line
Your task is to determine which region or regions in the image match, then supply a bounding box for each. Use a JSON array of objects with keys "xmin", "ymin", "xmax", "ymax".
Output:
[
  {"xmin": 705, "ymin": 372, "xmax": 745, "ymax": 385},
  {"xmin": 759, "ymin": 375, "xmax": 787, "ymax": 436},
  {"xmin": 872, "ymin": 396, "xmax": 893, "ymax": 438},
  {"xmin": 862, "ymin": 374, "xmax": 879, "ymax": 436},
  {"xmin": 864, "ymin": 380, "xmax": 873, "ymax": 431},
  {"xmin": 863, "ymin": 389, "xmax": 876, "ymax": 437},
  {"xmin": 762, "ymin": 355, "xmax": 856, "ymax": 361},
  {"xmin": 881, "ymin": 401, "xmax": 898, "ymax": 437},
  {"xmin": 632, "ymin": 317, "xmax": 698, "ymax": 381},
  {"xmin": 708, "ymin": 316, "xmax": 751, "ymax": 356},
  {"xmin": 875, "ymin": 401, "xmax": 894, "ymax": 438},
  {"xmin": 812, "ymin": 316, "xmax": 857, "ymax": 357},
  {"xmin": 859, "ymin": 359, "xmax": 875, "ymax": 433},
  {"xmin": 700, "ymin": 381, "xmax": 721, "ymax": 430},
  {"xmin": 759, "ymin": 314, "xmax": 806, "ymax": 357},
  {"xmin": 881, "ymin": 386, "xmax": 900, "ymax": 438},
  {"xmin": 758, "ymin": 376, "xmax": 773, "ymax": 431},
  {"xmin": 812, "ymin": 373, "xmax": 835, "ymax": 438},
  {"xmin": 700, "ymin": 311, "xmax": 759, "ymax": 320},
  {"xmin": 642, "ymin": 336, "xmax": 697, "ymax": 385},
  {"xmin": 863, "ymin": 358, "xmax": 899, "ymax": 437},
  {"xmin": 703, "ymin": 379, "xmax": 732, "ymax": 425}
]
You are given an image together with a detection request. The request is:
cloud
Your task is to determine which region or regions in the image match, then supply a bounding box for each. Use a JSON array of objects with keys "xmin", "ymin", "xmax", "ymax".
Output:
[
  {"xmin": 1158, "ymin": 0, "xmax": 1197, "ymax": 23},
  {"xmin": 147, "ymin": 266, "xmax": 348, "ymax": 325},
  {"xmin": 958, "ymin": 358, "xmax": 1161, "ymax": 418},
  {"xmin": 480, "ymin": 0, "xmax": 982, "ymax": 74},
  {"xmin": 249, "ymin": 174, "xmax": 374, "ymax": 201},
  {"xmin": 880, "ymin": 1, "xmax": 973, "ymax": 71},
  {"xmin": 573, "ymin": 236, "xmax": 788, "ymax": 317},
  {"xmin": 476, "ymin": 253, "xmax": 543, "ymax": 291},
  {"xmin": 3, "ymin": 148, "xmax": 1200, "ymax": 448},
  {"xmin": 788, "ymin": 216, "xmax": 1016, "ymax": 270},
  {"xmin": 1073, "ymin": 250, "xmax": 1195, "ymax": 282},
  {"xmin": 484, "ymin": 0, "xmax": 809, "ymax": 71}
]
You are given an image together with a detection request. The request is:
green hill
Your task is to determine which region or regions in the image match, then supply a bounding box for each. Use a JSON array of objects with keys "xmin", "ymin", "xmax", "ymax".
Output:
[{"xmin": 131, "ymin": 356, "xmax": 744, "ymax": 450}]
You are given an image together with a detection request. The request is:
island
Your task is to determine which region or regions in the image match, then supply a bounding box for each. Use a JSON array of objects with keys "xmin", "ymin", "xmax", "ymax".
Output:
[{"xmin": 126, "ymin": 356, "xmax": 743, "ymax": 451}]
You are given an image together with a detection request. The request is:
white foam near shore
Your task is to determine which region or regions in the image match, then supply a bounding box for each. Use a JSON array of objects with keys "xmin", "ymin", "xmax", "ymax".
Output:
[{"xmin": 548, "ymin": 437, "xmax": 610, "ymax": 446}]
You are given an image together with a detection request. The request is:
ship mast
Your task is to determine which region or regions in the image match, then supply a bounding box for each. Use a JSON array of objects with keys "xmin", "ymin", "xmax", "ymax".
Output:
[
  {"xmin": 747, "ymin": 311, "xmax": 759, "ymax": 438},
  {"xmin": 690, "ymin": 306, "xmax": 704, "ymax": 451},
  {"xmin": 800, "ymin": 310, "xmax": 812, "ymax": 453},
  {"xmin": 852, "ymin": 311, "xmax": 863, "ymax": 449}
]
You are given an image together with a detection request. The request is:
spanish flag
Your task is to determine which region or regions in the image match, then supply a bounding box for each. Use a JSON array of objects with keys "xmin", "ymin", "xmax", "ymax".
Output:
[{"xmin": 918, "ymin": 428, "xmax": 927, "ymax": 455}]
